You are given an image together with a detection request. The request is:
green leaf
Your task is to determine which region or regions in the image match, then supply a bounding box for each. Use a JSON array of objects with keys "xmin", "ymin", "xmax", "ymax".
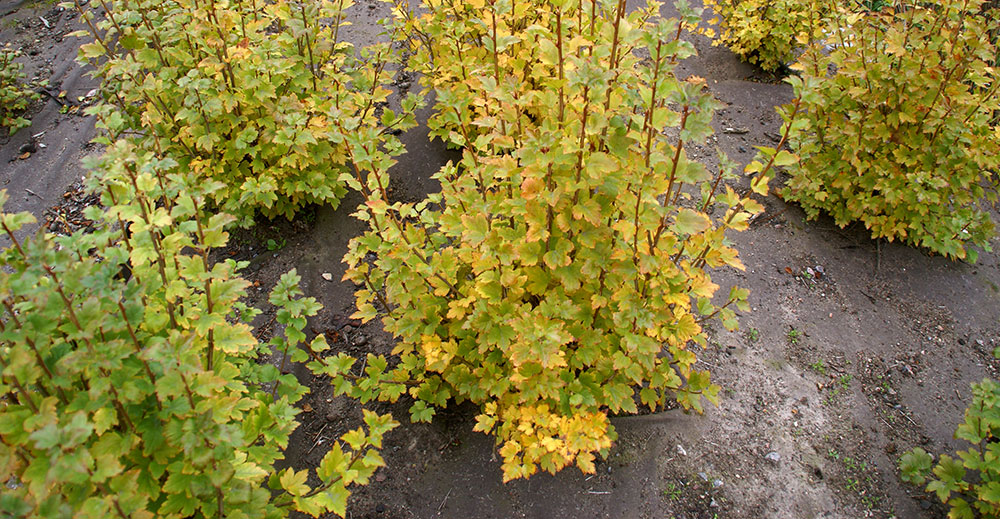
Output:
[
  {"xmin": 279, "ymin": 468, "xmax": 311, "ymax": 497},
  {"xmin": 673, "ymin": 208, "xmax": 711, "ymax": 235}
]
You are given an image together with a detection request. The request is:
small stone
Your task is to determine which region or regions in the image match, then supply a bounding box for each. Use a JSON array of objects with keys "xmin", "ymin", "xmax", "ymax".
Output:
[
  {"xmin": 375, "ymin": 503, "xmax": 386, "ymax": 513},
  {"xmin": 354, "ymin": 336, "xmax": 368, "ymax": 346},
  {"xmin": 676, "ymin": 444, "xmax": 687, "ymax": 456},
  {"xmin": 765, "ymin": 451, "xmax": 781, "ymax": 463},
  {"xmin": 698, "ymin": 472, "xmax": 708, "ymax": 482},
  {"xmin": 321, "ymin": 272, "xmax": 333, "ymax": 281},
  {"xmin": 18, "ymin": 142, "xmax": 37, "ymax": 154},
  {"xmin": 710, "ymin": 499, "xmax": 718, "ymax": 507},
  {"xmin": 712, "ymin": 479, "xmax": 723, "ymax": 488}
]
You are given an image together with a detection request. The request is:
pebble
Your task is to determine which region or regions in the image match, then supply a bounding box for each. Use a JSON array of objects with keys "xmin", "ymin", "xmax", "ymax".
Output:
[
  {"xmin": 765, "ymin": 451, "xmax": 781, "ymax": 463},
  {"xmin": 18, "ymin": 142, "xmax": 36, "ymax": 154},
  {"xmin": 712, "ymin": 479, "xmax": 723, "ymax": 488},
  {"xmin": 676, "ymin": 444, "xmax": 687, "ymax": 456},
  {"xmin": 698, "ymin": 472, "xmax": 708, "ymax": 482},
  {"xmin": 321, "ymin": 272, "xmax": 333, "ymax": 281}
]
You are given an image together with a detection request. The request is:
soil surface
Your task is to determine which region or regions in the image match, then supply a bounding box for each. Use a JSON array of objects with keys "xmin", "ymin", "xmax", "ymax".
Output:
[{"xmin": 2, "ymin": 0, "xmax": 999, "ymax": 518}]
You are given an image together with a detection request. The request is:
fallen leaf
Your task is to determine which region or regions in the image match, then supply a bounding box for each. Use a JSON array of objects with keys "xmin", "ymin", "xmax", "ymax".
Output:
[
  {"xmin": 685, "ymin": 75, "xmax": 707, "ymax": 88},
  {"xmin": 302, "ymin": 403, "xmax": 313, "ymax": 413},
  {"xmin": 784, "ymin": 267, "xmax": 794, "ymax": 275},
  {"xmin": 18, "ymin": 152, "xmax": 30, "ymax": 160}
]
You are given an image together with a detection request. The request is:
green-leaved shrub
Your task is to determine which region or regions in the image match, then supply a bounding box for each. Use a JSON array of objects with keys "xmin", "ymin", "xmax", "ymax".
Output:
[
  {"xmin": 901, "ymin": 374, "xmax": 1000, "ymax": 518},
  {"xmin": 325, "ymin": 0, "xmax": 796, "ymax": 481},
  {"xmin": 784, "ymin": 0, "xmax": 1000, "ymax": 261},
  {"xmin": 702, "ymin": 0, "xmax": 829, "ymax": 72},
  {"xmin": 71, "ymin": 0, "xmax": 416, "ymax": 223},
  {"xmin": 0, "ymin": 46, "xmax": 38, "ymax": 135},
  {"xmin": 0, "ymin": 142, "xmax": 395, "ymax": 518}
]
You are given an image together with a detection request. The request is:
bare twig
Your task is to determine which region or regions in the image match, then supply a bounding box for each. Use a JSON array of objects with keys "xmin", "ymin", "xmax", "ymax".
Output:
[
  {"xmin": 437, "ymin": 488, "xmax": 452, "ymax": 511},
  {"xmin": 305, "ymin": 423, "xmax": 329, "ymax": 455}
]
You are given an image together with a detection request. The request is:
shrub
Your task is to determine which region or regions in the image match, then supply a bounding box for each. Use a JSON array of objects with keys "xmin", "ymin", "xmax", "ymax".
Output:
[
  {"xmin": 331, "ymin": 0, "xmax": 795, "ymax": 481},
  {"xmin": 0, "ymin": 46, "xmax": 38, "ymax": 135},
  {"xmin": 0, "ymin": 142, "xmax": 395, "ymax": 518},
  {"xmin": 701, "ymin": 0, "xmax": 829, "ymax": 72},
  {"xmin": 70, "ymin": 0, "xmax": 416, "ymax": 223},
  {"xmin": 783, "ymin": 0, "xmax": 1000, "ymax": 262},
  {"xmin": 900, "ymin": 376, "xmax": 1000, "ymax": 518}
]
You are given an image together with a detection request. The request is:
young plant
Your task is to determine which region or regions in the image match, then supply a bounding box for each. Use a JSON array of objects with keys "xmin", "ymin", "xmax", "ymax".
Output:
[
  {"xmin": 0, "ymin": 142, "xmax": 394, "ymax": 518},
  {"xmin": 0, "ymin": 46, "xmax": 38, "ymax": 134},
  {"xmin": 70, "ymin": 0, "xmax": 416, "ymax": 223},
  {"xmin": 783, "ymin": 0, "xmax": 1000, "ymax": 261},
  {"xmin": 701, "ymin": 0, "xmax": 830, "ymax": 72},
  {"xmin": 900, "ymin": 376, "xmax": 1000, "ymax": 518},
  {"xmin": 332, "ymin": 0, "xmax": 797, "ymax": 481}
]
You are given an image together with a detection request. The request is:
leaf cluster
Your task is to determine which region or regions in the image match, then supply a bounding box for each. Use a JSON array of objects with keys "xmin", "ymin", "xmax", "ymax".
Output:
[
  {"xmin": 783, "ymin": 0, "xmax": 1000, "ymax": 261},
  {"xmin": 901, "ymin": 377, "xmax": 1000, "ymax": 518},
  {"xmin": 338, "ymin": 0, "xmax": 791, "ymax": 481},
  {"xmin": 0, "ymin": 142, "xmax": 395, "ymax": 518},
  {"xmin": 70, "ymin": 0, "xmax": 416, "ymax": 223},
  {"xmin": 0, "ymin": 45, "xmax": 39, "ymax": 135}
]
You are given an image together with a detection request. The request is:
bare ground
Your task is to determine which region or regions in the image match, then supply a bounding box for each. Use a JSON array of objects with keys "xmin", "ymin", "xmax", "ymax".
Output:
[{"xmin": 2, "ymin": 0, "xmax": 998, "ymax": 518}]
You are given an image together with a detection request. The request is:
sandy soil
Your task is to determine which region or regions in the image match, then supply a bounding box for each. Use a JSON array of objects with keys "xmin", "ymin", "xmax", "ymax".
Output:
[{"xmin": 2, "ymin": 0, "xmax": 998, "ymax": 518}]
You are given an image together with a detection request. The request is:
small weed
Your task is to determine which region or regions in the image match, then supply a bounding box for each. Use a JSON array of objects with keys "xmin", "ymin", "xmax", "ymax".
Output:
[
  {"xmin": 828, "ymin": 450, "xmax": 882, "ymax": 511},
  {"xmin": 809, "ymin": 359, "xmax": 826, "ymax": 375},
  {"xmin": 266, "ymin": 238, "xmax": 286, "ymax": 251},
  {"xmin": 838, "ymin": 374, "xmax": 853, "ymax": 390},
  {"xmin": 663, "ymin": 482, "xmax": 682, "ymax": 502},
  {"xmin": 787, "ymin": 328, "xmax": 802, "ymax": 344},
  {"xmin": 748, "ymin": 328, "xmax": 760, "ymax": 342}
]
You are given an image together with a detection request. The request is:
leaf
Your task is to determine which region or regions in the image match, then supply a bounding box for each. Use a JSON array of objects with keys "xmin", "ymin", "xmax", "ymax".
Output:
[
  {"xmin": 773, "ymin": 150, "xmax": 797, "ymax": 167},
  {"xmin": 673, "ymin": 209, "xmax": 711, "ymax": 235},
  {"xmin": 462, "ymin": 214, "xmax": 490, "ymax": 246},
  {"xmin": 899, "ymin": 448, "xmax": 933, "ymax": 484},
  {"xmin": 279, "ymin": 468, "xmax": 311, "ymax": 497}
]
